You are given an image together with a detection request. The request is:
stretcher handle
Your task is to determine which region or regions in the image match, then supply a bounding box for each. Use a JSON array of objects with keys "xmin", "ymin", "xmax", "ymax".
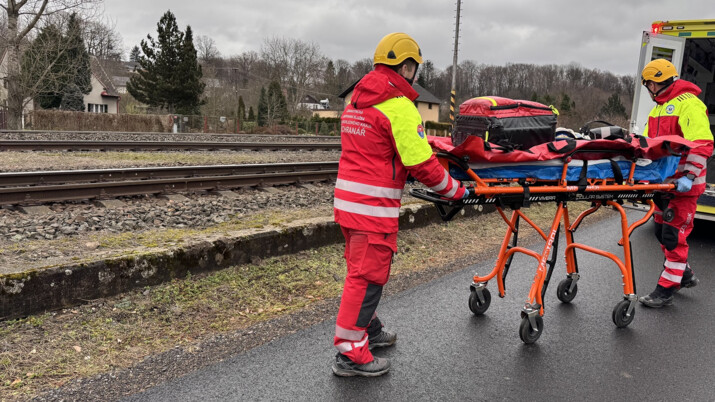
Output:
[{"xmin": 409, "ymin": 188, "xmax": 465, "ymax": 221}]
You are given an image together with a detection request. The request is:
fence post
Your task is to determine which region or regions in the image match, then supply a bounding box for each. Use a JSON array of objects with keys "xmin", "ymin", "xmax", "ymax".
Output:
[
  {"xmin": 315, "ymin": 123, "xmax": 319, "ymax": 135},
  {"xmin": 203, "ymin": 116, "xmax": 208, "ymax": 133}
]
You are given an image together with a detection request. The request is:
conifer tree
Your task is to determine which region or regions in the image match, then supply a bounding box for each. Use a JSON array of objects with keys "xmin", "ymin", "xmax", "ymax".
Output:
[
  {"xmin": 601, "ymin": 93, "xmax": 627, "ymax": 118},
  {"xmin": 238, "ymin": 96, "xmax": 246, "ymax": 120},
  {"xmin": 129, "ymin": 45, "xmax": 141, "ymax": 62},
  {"xmin": 63, "ymin": 13, "xmax": 92, "ymax": 111},
  {"xmin": 21, "ymin": 13, "xmax": 91, "ymax": 110},
  {"xmin": 266, "ymin": 80, "xmax": 288, "ymax": 125},
  {"xmin": 127, "ymin": 11, "xmax": 205, "ymax": 114},
  {"xmin": 247, "ymin": 106, "xmax": 255, "ymax": 122},
  {"xmin": 257, "ymin": 87, "xmax": 268, "ymax": 126}
]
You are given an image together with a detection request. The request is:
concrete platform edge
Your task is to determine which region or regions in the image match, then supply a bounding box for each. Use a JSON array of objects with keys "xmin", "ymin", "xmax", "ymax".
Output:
[{"xmin": 0, "ymin": 203, "xmax": 494, "ymax": 320}]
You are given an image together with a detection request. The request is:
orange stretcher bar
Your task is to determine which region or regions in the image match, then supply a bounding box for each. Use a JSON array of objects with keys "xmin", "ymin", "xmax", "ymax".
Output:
[{"xmin": 430, "ymin": 154, "xmax": 675, "ymax": 344}]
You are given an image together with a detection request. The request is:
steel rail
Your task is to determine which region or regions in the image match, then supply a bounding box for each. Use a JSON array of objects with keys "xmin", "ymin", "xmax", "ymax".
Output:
[
  {"xmin": 0, "ymin": 140, "xmax": 341, "ymax": 151},
  {"xmin": 0, "ymin": 162, "xmax": 340, "ymax": 187},
  {"xmin": 0, "ymin": 170, "xmax": 338, "ymax": 205}
]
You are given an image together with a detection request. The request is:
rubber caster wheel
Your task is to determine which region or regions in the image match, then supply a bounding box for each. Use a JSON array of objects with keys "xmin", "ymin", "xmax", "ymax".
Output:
[
  {"xmin": 519, "ymin": 315, "xmax": 544, "ymax": 344},
  {"xmin": 612, "ymin": 299, "xmax": 635, "ymax": 328},
  {"xmin": 556, "ymin": 278, "xmax": 578, "ymax": 303},
  {"xmin": 468, "ymin": 287, "xmax": 491, "ymax": 315}
]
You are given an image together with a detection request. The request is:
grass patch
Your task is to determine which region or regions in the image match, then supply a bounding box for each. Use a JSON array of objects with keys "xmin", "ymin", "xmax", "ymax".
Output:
[{"xmin": 0, "ymin": 202, "xmax": 609, "ymax": 398}]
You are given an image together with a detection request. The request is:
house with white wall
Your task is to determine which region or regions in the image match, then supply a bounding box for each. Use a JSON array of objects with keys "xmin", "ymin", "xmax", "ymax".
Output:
[{"xmin": 86, "ymin": 56, "xmax": 120, "ymax": 113}]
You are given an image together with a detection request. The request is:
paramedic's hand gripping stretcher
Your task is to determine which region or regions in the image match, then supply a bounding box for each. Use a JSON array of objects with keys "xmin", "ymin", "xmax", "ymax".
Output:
[{"xmin": 410, "ymin": 133, "xmax": 697, "ymax": 344}]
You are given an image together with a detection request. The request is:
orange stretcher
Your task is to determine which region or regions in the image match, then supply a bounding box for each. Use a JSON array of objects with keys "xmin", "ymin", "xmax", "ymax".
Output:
[{"xmin": 411, "ymin": 151, "xmax": 676, "ymax": 344}]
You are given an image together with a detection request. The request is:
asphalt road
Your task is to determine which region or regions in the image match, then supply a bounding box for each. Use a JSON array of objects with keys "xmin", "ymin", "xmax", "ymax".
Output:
[{"xmin": 124, "ymin": 212, "xmax": 715, "ymax": 401}]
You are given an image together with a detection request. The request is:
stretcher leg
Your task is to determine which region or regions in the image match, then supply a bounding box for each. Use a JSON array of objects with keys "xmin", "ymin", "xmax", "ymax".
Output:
[
  {"xmin": 518, "ymin": 202, "xmax": 566, "ymax": 344},
  {"xmin": 557, "ymin": 204, "xmax": 581, "ymax": 303}
]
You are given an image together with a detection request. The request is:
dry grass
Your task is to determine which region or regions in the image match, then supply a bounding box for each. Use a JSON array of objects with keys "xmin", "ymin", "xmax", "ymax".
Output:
[{"xmin": 0, "ymin": 202, "xmax": 609, "ymax": 399}]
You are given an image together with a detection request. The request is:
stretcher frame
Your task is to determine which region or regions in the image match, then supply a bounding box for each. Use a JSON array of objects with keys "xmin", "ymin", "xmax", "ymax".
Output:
[{"xmin": 411, "ymin": 151, "xmax": 675, "ymax": 344}]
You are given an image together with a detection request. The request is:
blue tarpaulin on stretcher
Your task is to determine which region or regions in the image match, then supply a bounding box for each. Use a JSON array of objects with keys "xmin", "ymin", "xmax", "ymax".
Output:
[{"xmin": 448, "ymin": 156, "xmax": 680, "ymax": 183}]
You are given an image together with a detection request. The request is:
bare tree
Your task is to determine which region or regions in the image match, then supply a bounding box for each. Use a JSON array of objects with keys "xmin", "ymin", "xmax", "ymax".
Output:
[
  {"xmin": 82, "ymin": 16, "xmax": 123, "ymax": 60},
  {"xmin": 1, "ymin": 0, "xmax": 99, "ymax": 129},
  {"xmin": 195, "ymin": 34, "xmax": 220, "ymax": 64},
  {"xmin": 260, "ymin": 36, "xmax": 325, "ymax": 113}
]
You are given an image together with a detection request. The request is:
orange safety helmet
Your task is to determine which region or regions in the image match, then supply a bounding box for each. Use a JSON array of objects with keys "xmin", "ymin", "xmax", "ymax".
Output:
[
  {"xmin": 373, "ymin": 32, "xmax": 423, "ymax": 66},
  {"xmin": 641, "ymin": 58, "xmax": 679, "ymax": 85}
]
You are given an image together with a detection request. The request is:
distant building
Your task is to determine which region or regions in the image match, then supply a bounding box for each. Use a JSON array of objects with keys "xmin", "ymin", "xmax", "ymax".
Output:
[
  {"xmin": 338, "ymin": 79, "xmax": 441, "ymax": 123},
  {"xmin": 0, "ymin": 49, "xmax": 35, "ymax": 115},
  {"xmin": 85, "ymin": 56, "xmax": 120, "ymax": 113}
]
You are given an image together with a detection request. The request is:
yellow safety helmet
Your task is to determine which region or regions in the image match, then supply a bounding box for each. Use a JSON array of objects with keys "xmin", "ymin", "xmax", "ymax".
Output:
[
  {"xmin": 373, "ymin": 32, "xmax": 423, "ymax": 66},
  {"xmin": 641, "ymin": 59, "xmax": 678, "ymax": 85}
]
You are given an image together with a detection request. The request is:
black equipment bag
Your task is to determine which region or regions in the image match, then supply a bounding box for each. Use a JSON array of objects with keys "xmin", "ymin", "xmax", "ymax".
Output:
[{"xmin": 452, "ymin": 96, "xmax": 558, "ymax": 150}]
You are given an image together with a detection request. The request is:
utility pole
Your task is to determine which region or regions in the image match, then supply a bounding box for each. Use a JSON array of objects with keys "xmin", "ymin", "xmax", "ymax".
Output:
[{"xmin": 449, "ymin": 0, "xmax": 462, "ymax": 130}]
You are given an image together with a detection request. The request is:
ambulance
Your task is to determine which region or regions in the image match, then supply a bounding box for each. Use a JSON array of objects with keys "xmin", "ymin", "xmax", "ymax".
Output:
[{"xmin": 630, "ymin": 20, "xmax": 715, "ymax": 221}]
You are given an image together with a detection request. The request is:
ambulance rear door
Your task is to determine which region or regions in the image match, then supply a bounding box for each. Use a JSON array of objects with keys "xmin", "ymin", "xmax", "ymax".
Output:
[{"xmin": 630, "ymin": 32, "xmax": 686, "ymax": 134}]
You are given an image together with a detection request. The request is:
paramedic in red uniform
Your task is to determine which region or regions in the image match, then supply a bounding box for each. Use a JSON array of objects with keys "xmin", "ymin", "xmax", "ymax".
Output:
[
  {"xmin": 638, "ymin": 59, "xmax": 713, "ymax": 308},
  {"xmin": 331, "ymin": 32, "xmax": 468, "ymax": 376}
]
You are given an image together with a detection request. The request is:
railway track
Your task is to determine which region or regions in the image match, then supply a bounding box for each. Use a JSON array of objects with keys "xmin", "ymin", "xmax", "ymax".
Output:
[
  {"xmin": 0, "ymin": 162, "xmax": 339, "ymax": 205},
  {"xmin": 0, "ymin": 140, "xmax": 341, "ymax": 152}
]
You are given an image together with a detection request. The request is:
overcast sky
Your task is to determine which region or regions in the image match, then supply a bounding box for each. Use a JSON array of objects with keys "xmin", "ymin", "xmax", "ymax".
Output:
[{"xmin": 103, "ymin": 0, "xmax": 712, "ymax": 76}]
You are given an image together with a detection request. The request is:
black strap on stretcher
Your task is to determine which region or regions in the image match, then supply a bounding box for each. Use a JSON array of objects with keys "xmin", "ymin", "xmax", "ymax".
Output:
[{"xmin": 411, "ymin": 188, "xmax": 661, "ymax": 222}]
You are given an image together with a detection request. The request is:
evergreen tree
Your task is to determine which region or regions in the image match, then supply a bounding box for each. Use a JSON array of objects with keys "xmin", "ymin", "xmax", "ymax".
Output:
[
  {"xmin": 62, "ymin": 13, "xmax": 92, "ymax": 110},
  {"xmin": 60, "ymin": 83, "xmax": 86, "ymax": 111},
  {"xmin": 559, "ymin": 93, "xmax": 574, "ymax": 113},
  {"xmin": 129, "ymin": 45, "xmax": 141, "ymax": 62},
  {"xmin": 23, "ymin": 24, "xmax": 66, "ymax": 109},
  {"xmin": 266, "ymin": 80, "xmax": 288, "ymax": 125},
  {"xmin": 174, "ymin": 25, "xmax": 205, "ymax": 114},
  {"xmin": 21, "ymin": 13, "xmax": 91, "ymax": 110},
  {"xmin": 238, "ymin": 96, "xmax": 246, "ymax": 120},
  {"xmin": 257, "ymin": 86, "xmax": 268, "ymax": 126},
  {"xmin": 323, "ymin": 60, "xmax": 337, "ymax": 93},
  {"xmin": 601, "ymin": 93, "xmax": 627, "ymax": 118},
  {"xmin": 247, "ymin": 106, "xmax": 255, "ymax": 122},
  {"xmin": 127, "ymin": 11, "xmax": 205, "ymax": 114}
]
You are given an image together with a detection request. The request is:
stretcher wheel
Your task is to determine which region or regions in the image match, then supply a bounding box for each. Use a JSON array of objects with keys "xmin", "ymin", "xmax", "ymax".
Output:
[
  {"xmin": 612, "ymin": 300, "xmax": 635, "ymax": 328},
  {"xmin": 519, "ymin": 315, "xmax": 544, "ymax": 344},
  {"xmin": 468, "ymin": 288, "xmax": 491, "ymax": 315},
  {"xmin": 556, "ymin": 278, "xmax": 578, "ymax": 303}
]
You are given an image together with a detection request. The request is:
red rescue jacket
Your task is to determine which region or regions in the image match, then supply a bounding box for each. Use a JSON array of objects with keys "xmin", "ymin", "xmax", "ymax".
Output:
[
  {"xmin": 644, "ymin": 79, "xmax": 714, "ymax": 196},
  {"xmin": 334, "ymin": 65, "xmax": 465, "ymax": 233}
]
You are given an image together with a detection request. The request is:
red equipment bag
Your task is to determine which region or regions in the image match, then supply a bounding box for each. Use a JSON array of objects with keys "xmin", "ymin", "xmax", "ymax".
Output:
[{"xmin": 452, "ymin": 96, "xmax": 558, "ymax": 150}]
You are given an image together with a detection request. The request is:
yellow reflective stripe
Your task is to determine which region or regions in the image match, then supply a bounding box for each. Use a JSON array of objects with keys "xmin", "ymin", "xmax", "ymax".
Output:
[
  {"xmin": 334, "ymin": 198, "xmax": 400, "ymax": 218},
  {"xmin": 474, "ymin": 96, "xmax": 497, "ymax": 106},
  {"xmin": 335, "ymin": 178, "xmax": 403, "ymax": 199},
  {"xmin": 374, "ymin": 97, "xmax": 432, "ymax": 167}
]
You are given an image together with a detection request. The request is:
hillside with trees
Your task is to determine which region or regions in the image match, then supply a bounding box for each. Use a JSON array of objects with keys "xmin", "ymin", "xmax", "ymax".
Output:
[
  {"xmin": 2, "ymin": 2, "xmax": 636, "ymax": 132},
  {"xmin": 195, "ymin": 38, "xmax": 635, "ymax": 131}
]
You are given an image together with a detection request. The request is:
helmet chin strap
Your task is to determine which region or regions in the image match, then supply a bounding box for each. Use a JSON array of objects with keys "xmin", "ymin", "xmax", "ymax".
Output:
[{"xmin": 648, "ymin": 80, "xmax": 674, "ymax": 97}]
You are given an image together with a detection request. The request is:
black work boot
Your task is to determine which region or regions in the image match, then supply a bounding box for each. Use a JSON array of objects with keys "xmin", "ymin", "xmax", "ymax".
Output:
[
  {"xmin": 331, "ymin": 353, "xmax": 391, "ymax": 377},
  {"xmin": 639, "ymin": 285, "xmax": 675, "ymax": 308},
  {"xmin": 367, "ymin": 317, "xmax": 397, "ymax": 350},
  {"xmin": 678, "ymin": 267, "xmax": 700, "ymax": 291}
]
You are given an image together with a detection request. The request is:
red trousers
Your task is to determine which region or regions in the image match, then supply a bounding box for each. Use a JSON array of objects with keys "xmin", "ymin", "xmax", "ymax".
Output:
[
  {"xmin": 653, "ymin": 195, "xmax": 698, "ymax": 288},
  {"xmin": 334, "ymin": 227, "xmax": 396, "ymax": 364}
]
